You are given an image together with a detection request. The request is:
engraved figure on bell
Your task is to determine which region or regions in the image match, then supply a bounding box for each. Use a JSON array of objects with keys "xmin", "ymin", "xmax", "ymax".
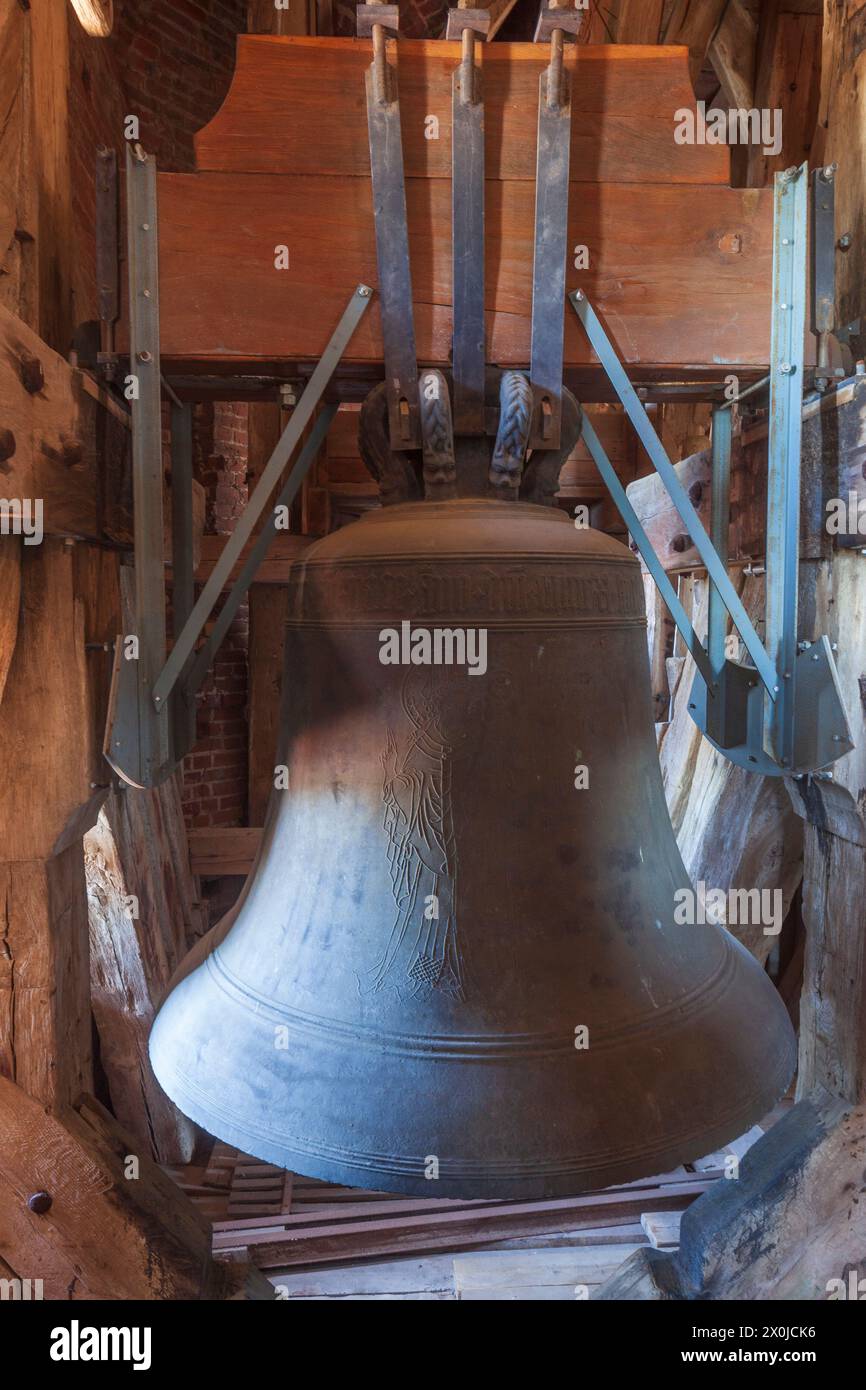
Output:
[{"xmin": 368, "ymin": 671, "xmax": 467, "ymax": 1002}]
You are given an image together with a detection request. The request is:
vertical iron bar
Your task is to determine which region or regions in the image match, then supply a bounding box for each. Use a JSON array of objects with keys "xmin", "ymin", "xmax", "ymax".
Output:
[
  {"xmin": 528, "ymin": 27, "xmax": 572, "ymax": 449},
  {"xmin": 126, "ymin": 143, "xmax": 169, "ymax": 779},
  {"xmin": 170, "ymin": 402, "xmax": 196, "ymax": 757},
  {"xmin": 365, "ymin": 20, "xmax": 421, "ymax": 448},
  {"xmin": 707, "ymin": 405, "xmax": 732, "ymax": 675},
  {"xmin": 766, "ymin": 163, "xmax": 807, "ymax": 768},
  {"xmin": 452, "ymin": 24, "xmax": 485, "ymax": 434}
]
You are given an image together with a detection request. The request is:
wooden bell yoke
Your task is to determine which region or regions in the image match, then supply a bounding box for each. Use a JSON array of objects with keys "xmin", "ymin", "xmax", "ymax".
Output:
[{"xmin": 147, "ymin": 34, "xmax": 775, "ymax": 394}]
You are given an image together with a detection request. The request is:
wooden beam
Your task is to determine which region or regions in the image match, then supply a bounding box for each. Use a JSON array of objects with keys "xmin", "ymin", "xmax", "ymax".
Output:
[
  {"xmin": 0, "ymin": 1078, "xmax": 270, "ymax": 1299},
  {"xmin": 821, "ymin": 0, "xmax": 866, "ymax": 350},
  {"xmin": 29, "ymin": 0, "xmax": 75, "ymax": 353},
  {"xmin": 193, "ymin": 39, "xmax": 727, "ymax": 184},
  {"xmin": 84, "ymin": 784, "xmax": 204, "ymax": 1165},
  {"xmin": 708, "ymin": 0, "xmax": 757, "ymax": 110},
  {"xmin": 0, "ymin": 538, "xmax": 21, "ymax": 707},
  {"xmin": 598, "ymin": 1092, "xmax": 866, "ymax": 1300},
  {"xmin": 788, "ymin": 546, "xmax": 866, "ymax": 1107},
  {"xmin": 68, "ymin": 1, "xmax": 113, "ymax": 38},
  {"xmin": 187, "ymin": 826, "xmax": 262, "ymax": 877},
  {"xmin": 663, "ymin": 0, "xmax": 729, "ymax": 85},
  {"xmin": 0, "ymin": 304, "xmax": 131, "ymax": 542},
  {"xmin": 0, "ymin": 1, "xmax": 37, "ymax": 327},
  {"xmin": 155, "ymin": 171, "xmax": 773, "ymax": 375},
  {"xmin": 191, "ymin": 531, "xmax": 312, "ymax": 585},
  {"xmin": 617, "ymin": 0, "xmax": 665, "ymax": 44}
]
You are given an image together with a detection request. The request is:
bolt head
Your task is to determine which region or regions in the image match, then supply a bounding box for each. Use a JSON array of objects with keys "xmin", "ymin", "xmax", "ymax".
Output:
[{"xmin": 27, "ymin": 1191, "xmax": 52, "ymax": 1215}]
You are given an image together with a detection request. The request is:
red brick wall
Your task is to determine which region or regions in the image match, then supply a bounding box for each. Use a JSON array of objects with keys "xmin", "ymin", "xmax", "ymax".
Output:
[{"xmin": 181, "ymin": 403, "xmax": 251, "ymax": 829}]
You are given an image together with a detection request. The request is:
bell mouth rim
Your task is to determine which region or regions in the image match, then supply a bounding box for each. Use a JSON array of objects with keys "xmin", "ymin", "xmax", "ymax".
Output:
[{"xmin": 151, "ymin": 1043, "xmax": 795, "ymax": 1200}]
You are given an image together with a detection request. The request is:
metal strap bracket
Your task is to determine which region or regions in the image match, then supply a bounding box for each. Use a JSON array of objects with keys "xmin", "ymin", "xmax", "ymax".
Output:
[
  {"xmin": 529, "ymin": 21, "xmax": 573, "ymax": 449},
  {"xmin": 569, "ymin": 164, "xmax": 854, "ymax": 777},
  {"xmin": 451, "ymin": 14, "xmax": 485, "ymax": 435},
  {"xmin": 362, "ymin": 4, "xmax": 421, "ymax": 450},
  {"xmin": 105, "ymin": 147, "xmax": 374, "ymax": 788}
]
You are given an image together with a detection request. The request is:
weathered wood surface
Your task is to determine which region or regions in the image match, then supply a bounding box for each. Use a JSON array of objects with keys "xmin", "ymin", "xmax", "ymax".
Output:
[
  {"xmin": 656, "ymin": 570, "xmax": 803, "ymax": 964},
  {"xmin": 822, "ymin": 0, "xmax": 866, "ymax": 349},
  {"xmin": 0, "ymin": 537, "xmax": 21, "ymax": 706},
  {"xmin": 195, "ymin": 38, "xmax": 727, "ymax": 184},
  {"xmin": 0, "ymin": 303, "xmax": 132, "ymax": 542},
  {"xmin": 85, "ymin": 779, "xmax": 204, "ymax": 1164},
  {"xmin": 626, "ymin": 378, "xmax": 866, "ymax": 574},
  {"xmin": 152, "ymin": 37, "xmax": 774, "ymax": 374},
  {"xmin": 596, "ymin": 1091, "xmax": 866, "ymax": 1301},
  {"xmin": 157, "ymin": 173, "xmax": 773, "ymax": 372},
  {"xmin": 187, "ymin": 825, "xmax": 262, "ymax": 877},
  {"xmin": 788, "ymin": 550, "xmax": 866, "ymax": 1106},
  {"xmin": 0, "ymin": 1078, "xmax": 260, "ymax": 1300}
]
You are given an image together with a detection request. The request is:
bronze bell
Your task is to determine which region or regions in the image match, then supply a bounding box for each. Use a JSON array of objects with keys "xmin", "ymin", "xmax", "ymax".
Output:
[{"xmin": 150, "ymin": 375, "xmax": 796, "ymax": 1198}]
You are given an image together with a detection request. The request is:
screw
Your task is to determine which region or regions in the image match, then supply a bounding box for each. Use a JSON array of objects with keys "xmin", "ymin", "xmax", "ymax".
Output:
[
  {"xmin": 779, "ymin": 363, "xmax": 795, "ymax": 375},
  {"xmin": 137, "ymin": 350, "xmax": 153, "ymax": 363},
  {"xmin": 812, "ymin": 653, "xmax": 820, "ymax": 661},
  {"xmin": 838, "ymin": 234, "xmax": 852, "ymax": 251},
  {"xmin": 27, "ymin": 1191, "xmax": 52, "ymax": 1215},
  {"xmin": 798, "ymin": 640, "xmax": 812, "ymax": 651},
  {"xmin": 821, "ymin": 163, "xmax": 837, "ymax": 180},
  {"xmin": 357, "ymin": 285, "xmax": 370, "ymax": 297}
]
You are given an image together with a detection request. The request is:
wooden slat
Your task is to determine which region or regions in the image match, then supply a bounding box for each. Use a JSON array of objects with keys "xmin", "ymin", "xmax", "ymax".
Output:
[
  {"xmin": 156, "ymin": 173, "xmax": 773, "ymax": 373},
  {"xmin": 192, "ymin": 532, "xmax": 312, "ymax": 585},
  {"xmin": 194, "ymin": 38, "xmax": 727, "ymax": 185},
  {"xmin": 187, "ymin": 826, "xmax": 262, "ymax": 877},
  {"xmin": 213, "ymin": 1181, "xmax": 712, "ymax": 1267}
]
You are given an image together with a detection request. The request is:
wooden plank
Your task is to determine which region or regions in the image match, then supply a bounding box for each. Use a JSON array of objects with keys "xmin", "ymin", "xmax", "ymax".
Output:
[
  {"xmin": 84, "ymin": 780, "xmax": 203, "ymax": 1165},
  {"xmin": 192, "ymin": 532, "xmax": 312, "ymax": 585},
  {"xmin": 454, "ymin": 1242, "xmax": 641, "ymax": 1297},
  {"xmin": 822, "ymin": 0, "xmax": 866, "ymax": 344},
  {"xmin": 655, "ymin": 570, "xmax": 803, "ymax": 965},
  {"xmin": 187, "ymin": 825, "xmax": 262, "ymax": 877},
  {"xmin": 213, "ymin": 1181, "xmax": 712, "ymax": 1267},
  {"xmin": 792, "ymin": 552, "xmax": 866, "ymax": 1106},
  {"xmin": 641, "ymin": 1211, "xmax": 682, "ymax": 1249},
  {"xmin": 194, "ymin": 38, "xmax": 727, "ymax": 185},
  {"xmin": 155, "ymin": 173, "xmax": 773, "ymax": 373}
]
